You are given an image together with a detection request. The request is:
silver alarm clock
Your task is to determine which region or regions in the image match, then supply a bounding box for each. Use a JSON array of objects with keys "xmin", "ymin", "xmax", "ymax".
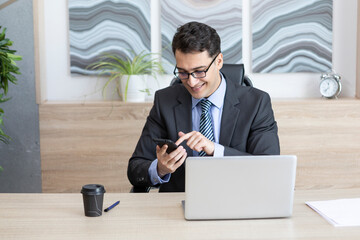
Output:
[{"xmin": 319, "ymin": 72, "xmax": 341, "ymax": 99}]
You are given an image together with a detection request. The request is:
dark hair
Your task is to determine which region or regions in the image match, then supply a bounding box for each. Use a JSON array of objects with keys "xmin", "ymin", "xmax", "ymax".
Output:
[{"xmin": 172, "ymin": 21, "xmax": 221, "ymax": 57}]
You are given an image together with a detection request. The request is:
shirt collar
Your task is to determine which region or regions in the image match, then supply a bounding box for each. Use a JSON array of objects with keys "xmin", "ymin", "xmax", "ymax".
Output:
[{"xmin": 192, "ymin": 72, "xmax": 227, "ymax": 109}]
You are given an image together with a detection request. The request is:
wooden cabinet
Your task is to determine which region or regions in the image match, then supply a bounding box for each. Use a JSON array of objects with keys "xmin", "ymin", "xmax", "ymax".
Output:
[{"xmin": 40, "ymin": 99, "xmax": 360, "ymax": 192}]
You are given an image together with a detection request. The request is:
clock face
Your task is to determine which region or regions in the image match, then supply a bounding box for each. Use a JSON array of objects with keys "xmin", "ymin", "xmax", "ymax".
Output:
[{"xmin": 320, "ymin": 77, "xmax": 339, "ymax": 98}]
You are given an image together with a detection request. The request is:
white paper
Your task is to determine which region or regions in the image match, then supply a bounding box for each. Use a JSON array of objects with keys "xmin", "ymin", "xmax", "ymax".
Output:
[{"xmin": 306, "ymin": 198, "xmax": 360, "ymax": 227}]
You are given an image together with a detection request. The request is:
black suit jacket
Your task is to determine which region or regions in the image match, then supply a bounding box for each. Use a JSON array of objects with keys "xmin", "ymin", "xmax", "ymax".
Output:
[{"xmin": 127, "ymin": 76, "xmax": 280, "ymax": 192}]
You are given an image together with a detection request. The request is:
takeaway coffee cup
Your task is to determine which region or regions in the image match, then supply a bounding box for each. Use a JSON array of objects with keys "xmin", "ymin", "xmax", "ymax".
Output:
[{"xmin": 81, "ymin": 184, "xmax": 106, "ymax": 217}]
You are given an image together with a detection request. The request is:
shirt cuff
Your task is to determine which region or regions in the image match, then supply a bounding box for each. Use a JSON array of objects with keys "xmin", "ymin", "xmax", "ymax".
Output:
[
  {"xmin": 213, "ymin": 143, "xmax": 224, "ymax": 157},
  {"xmin": 148, "ymin": 159, "xmax": 171, "ymax": 185}
]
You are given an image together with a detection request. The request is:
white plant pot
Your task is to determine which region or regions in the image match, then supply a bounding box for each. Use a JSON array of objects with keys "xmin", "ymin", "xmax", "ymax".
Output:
[{"xmin": 120, "ymin": 75, "xmax": 147, "ymax": 102}]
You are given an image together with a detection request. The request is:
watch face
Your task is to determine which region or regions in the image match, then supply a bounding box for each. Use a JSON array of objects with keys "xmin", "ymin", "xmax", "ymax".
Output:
[{"xmin": 320, "ymin": 77, "xmax": 339, "ymax": 98}]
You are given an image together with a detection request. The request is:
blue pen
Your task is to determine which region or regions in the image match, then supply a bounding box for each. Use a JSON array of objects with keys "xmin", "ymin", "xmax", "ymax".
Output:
[{"xmin": 104, "ymin": 200, "xmax": 120, "ymax": 212}]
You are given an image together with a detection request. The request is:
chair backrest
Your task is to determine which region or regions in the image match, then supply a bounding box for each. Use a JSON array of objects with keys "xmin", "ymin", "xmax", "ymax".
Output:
[
  {"xmin": 221, "ymin": 63, "xmax": 245, "ymax": 85},
  {"xmin": 170, "ymin": 63, "xmax": 253, "ymax": 87}
]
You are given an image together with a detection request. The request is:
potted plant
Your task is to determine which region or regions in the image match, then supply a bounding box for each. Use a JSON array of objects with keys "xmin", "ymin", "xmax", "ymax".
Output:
[
  {"xmin": 89, "ymin": 51, "xmax": 164, "ymax": 102},
  {"xmin": 0, "ymin": 26, "xmax": 22, "ymax": 144},
  {"xmin": 0, "ymin": 26, "xmax": 22, "ymax": 172}
]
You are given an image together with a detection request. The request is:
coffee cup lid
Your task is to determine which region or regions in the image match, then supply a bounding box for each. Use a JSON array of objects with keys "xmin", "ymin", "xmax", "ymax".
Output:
[{"xmin": 81, "ymin": 184, "xmax": 106, "ymax": 195}]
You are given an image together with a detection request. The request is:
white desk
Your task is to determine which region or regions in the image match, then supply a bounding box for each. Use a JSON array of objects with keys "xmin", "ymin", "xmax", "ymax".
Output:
[{"xmin": 1, "ymin": 189, "xmax": 360, "ymax": 239}]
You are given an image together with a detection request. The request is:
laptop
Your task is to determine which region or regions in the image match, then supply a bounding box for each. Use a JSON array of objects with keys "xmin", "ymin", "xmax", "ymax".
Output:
[{"xmin": 183, "ymin": 155, "xmax": 297, "ymax": 220}]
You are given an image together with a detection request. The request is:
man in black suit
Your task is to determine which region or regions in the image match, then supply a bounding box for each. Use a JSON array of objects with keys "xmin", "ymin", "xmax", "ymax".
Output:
[{"xmin": 127, "ymin": 22, "xmax": 280, "ymax": 192}]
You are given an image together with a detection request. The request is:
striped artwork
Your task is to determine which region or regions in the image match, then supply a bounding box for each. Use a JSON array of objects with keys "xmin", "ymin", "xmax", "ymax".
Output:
[
  {"xmin": 252, "ymin": 0, "xmax": 333, "ymax": 73},
  {"xmin": 160, "ymin": 0, "xmax": 242, "ymax": 73},
  {"xmin": 69, "ymin": 0, "xmax": 151, "ymax": 75}
]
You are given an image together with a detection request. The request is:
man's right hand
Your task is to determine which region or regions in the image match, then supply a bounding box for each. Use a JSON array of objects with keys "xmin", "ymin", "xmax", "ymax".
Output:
[{"xmin": 156, "ymin": 144, "xmax": 187, "ymax": 178}]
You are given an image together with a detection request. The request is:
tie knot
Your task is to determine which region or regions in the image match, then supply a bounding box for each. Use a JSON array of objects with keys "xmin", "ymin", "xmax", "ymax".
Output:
[{"xmin": 200, "ymin": 99, "xmax": 212, "ymax": 113}]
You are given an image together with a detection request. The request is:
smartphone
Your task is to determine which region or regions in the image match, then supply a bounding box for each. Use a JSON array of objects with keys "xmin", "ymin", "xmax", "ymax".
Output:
[{"xmin": 153, "ymin": 138, "xmax": 179, "ymax": 154}]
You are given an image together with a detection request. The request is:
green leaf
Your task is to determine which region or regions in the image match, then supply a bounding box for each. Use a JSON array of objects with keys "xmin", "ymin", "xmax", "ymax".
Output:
[
  {"xmin": 7, "ymin": 53, "xmax": 22, "ymax": 61},
  {"xmin": 7, "ymin": 73, "xmax": 18, "ymax": 84},
  {"xmin": 0, "ymin": 27, "xmax": 6, "ymax": 41},
  {"xmin": 4, "ymin": 40, "xmax": 13, "ymax": 47},
  {"xmin": 0, "ymin": 39, "xmax": 9, "ymax": 47},
  {"xmin": 0, "ymin": 25, "xmax": 21, "ymax": 143},
  {"xmin": 0, "ymin": 118, "xmax": 10, "ymax": 144},
  {"xmin": 2, "ymin": 77, "xmax": 8, "ymax": 95},
  {"xmin": 0, "ymin": 134, "xmax": 10, "ymax": 144},
  {"xmin": 0, "ymin": 97, "xmax": 11, "ymax": 103}
]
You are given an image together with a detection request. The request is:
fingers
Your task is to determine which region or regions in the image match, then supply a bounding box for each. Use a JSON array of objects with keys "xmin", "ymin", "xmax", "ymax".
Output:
[
  {"xmin": 156, "ymin": 145, "xmax": 187, "ymax": 176},
  {"xmin": 167, "ymin": 146, "xmax": 187, "ymax": 165},
  {"xmin": 185, "ymin": 132, "xmax": 205, "ymax": 152},
  {"xmin": 157, "ymin": 145, "xmax": 168, "ymax": 156},
  {"xmin": 157, "ymin": 144, "xmax": 183, "ymax": 164},
  {"xmin": 176, "ymin": 131, "xmax": 206, "ymax": 151},
  {"xmin": 173, "ymin": 151, "xmax": 187, "ymax": 169},
  {"xmin": 176, "ymin": 131, "xmax": 215, "ymax": 155},
  {"xmin": 175, "ymin": 131, "xmax": 194, "ymax": 145},
  {"xmin": 175, "ymin": 132, "xmax": 185, "ymax": 145}
]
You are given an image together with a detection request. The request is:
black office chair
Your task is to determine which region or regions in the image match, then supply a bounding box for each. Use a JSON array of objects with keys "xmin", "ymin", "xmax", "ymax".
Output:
[
  {"xmin": 221, "ymin": 63, "xmax": 253, "ymax": 87},
  {"xmin": 130, "ymin": 64, "xmax": 252, "ymax": 193},
  {"xmin": 170, "ymin": 63, "xmax": 253, "ymax": 87},
  {"xmin": 130, "ymin": 186, "xmax": 151, "ymax": 193}
]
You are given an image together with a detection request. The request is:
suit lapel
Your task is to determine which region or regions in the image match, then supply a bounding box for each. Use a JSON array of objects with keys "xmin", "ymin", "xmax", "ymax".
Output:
[
  {"xmin": 174, "ymin": 89, "xmax": 193, "ymax": 155},
  {"xmin": 220, "ymin": 79, "xmax": 241, "ymax": 146}
]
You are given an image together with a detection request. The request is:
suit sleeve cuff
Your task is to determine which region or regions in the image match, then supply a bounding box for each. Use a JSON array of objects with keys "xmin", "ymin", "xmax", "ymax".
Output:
[
  {"xmin": 213, "ymin": 143, "xmax": 224, "ymax": 157},
  {"xmin": 148, "ymin": 159, "xmax": 171, "ymax": 185}
]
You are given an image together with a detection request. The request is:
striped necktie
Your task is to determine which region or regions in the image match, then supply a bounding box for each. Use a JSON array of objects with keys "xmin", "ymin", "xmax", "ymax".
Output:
[{"xmin": 199, "ymin": 99, "xmax": 214, "ymax": 156}]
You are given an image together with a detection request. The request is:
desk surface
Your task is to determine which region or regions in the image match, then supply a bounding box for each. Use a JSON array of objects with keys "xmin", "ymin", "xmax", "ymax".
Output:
[{"xmin": 1, "ymin": 189, "xmax": 360, "ymax": 239}]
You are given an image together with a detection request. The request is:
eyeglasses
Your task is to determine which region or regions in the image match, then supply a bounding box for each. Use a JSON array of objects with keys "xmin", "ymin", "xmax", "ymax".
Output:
[{"xmin": 173, "ymin": 53, "xmax": 220, "ymax": 80}]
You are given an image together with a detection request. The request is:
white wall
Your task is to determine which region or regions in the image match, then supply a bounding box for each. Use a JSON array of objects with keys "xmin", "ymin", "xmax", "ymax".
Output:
[{"xmin": 38, "ymin": 0, "xmax": 358, "ymax": 101}]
